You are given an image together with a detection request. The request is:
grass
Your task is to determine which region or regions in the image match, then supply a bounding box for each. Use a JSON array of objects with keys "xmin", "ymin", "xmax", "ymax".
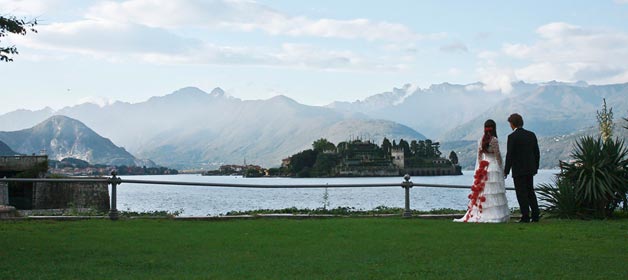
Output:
[
  {"xmin": 225, "ymin": 206, "xmax": 465, "ymax": 216},
  {"xmin": 1, "ymin": 218, "xmax": 627, "ymax": 279}
]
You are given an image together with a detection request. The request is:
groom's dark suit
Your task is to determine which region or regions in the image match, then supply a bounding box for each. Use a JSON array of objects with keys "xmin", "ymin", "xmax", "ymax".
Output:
[{"xmin": 504, "ymin": 127, "xmax": 540, "ymax": 222}]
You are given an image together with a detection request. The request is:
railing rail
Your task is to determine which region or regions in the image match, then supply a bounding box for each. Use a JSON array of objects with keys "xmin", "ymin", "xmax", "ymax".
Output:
[{"xmin": 1, "ymin": 172, "xmax": 520, "ymax": 220}]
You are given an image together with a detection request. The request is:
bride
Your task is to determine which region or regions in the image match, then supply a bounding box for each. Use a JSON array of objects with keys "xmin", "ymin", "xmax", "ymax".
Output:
[{"xmin": 454, "ymin": 119, "xmax": 510, "ymax": 223}]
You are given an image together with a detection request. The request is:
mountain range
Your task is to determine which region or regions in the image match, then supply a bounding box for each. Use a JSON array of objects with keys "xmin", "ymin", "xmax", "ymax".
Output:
[
  {"xmin": 0, "ymin": 81, "xmax": 626, "ymax": 170},
  {"xmin": 0, "ymin": 88, "xmax": 424, "ymax": 169},
  {"xmin": 0, "ymin": 115, "xmax": 153, "ymax": 166},
  {"xmin": 327, "ymin": 81, "xmax": 628, "ymax": 169},
  {"xmin": 0, "ymin": 140, "xmax": 18, "ymax": 156}
]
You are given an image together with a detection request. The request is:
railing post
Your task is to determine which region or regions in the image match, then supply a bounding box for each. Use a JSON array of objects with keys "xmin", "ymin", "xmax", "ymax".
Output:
[
  {"xmin": 402, "ymin": 174, "xmax": 413, "ymax": 217},
  {"xmin": 108, "ymin": 171, "xmax": 120, "ymax": 220}
]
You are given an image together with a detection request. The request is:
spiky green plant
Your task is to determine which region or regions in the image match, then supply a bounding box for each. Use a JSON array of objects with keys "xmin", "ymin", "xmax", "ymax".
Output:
[
  {"xmin": 538, "ymin": 177, "xmax": 579, "ymax": 218},
  {"xmin": 558, "ymin": 136, "xmax": 628, "ymax": 217}
]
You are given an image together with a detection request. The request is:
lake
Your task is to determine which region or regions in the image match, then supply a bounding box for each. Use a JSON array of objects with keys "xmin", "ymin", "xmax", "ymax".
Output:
[{"xmin": 114, "ymin": 170, "xmax": 560, "ymax": 216}]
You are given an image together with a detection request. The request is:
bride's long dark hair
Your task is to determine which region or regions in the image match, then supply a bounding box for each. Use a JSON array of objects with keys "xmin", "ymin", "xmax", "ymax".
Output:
[{"xmin": 481, "ymin": 119, "xmax": 497, "ymax": 153}]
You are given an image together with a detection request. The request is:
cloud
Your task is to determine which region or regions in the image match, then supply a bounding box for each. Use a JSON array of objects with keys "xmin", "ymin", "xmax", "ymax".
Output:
[
  {"xmin": 7, "ymin": 0, "xmax": 425, "ymax": 71},
  {"xmin": 497, "ymin": 22, "xmax": 628, "ymax": 84},
  {"xmin": 12, "ymin": 19, "xmax": 202, "ymax": 57},
  {"xmin": 76, "ymin": 96, "xmax": 114, "ymax": 107},
  {"xmin": 86, "ymin": 0, "xmax": 425, "ymax": 42},
  {"xmin": 0, "ymin": 0, "xmax": 65, "ymax": 16},
  {"xmin": 474, "ymin": 53, "xmax": 516, "ymax": 94},
  {"xmin": 440, "ymin": 42, "xmax": 468, "ymax": 53},
  {"xmin": 475, "ymin": 22, "xmax": 628, "ymax": 91},
  {"xmin": 13, "ymin": 19, "xmax": 406, "ymax": 71},
  {"xmin": 477, "ymin": 65, "xmax": 515, "ymax": 93},
  {"xmin": 139, "ymin": 42, "xmax": 405, "ymax": 71}
]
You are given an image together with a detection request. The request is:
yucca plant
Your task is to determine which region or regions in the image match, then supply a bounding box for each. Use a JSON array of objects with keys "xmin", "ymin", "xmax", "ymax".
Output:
[
  {"xmin": 538, "ymin": 177, "xmax": 579, "ymax": 218},
  {"xmin": 558, "ymin": 136, "xmax": 628, "ymax": 218}
]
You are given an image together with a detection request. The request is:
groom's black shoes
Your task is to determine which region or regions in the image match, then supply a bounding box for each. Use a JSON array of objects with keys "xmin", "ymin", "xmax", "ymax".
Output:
[
  {"xmin": 517, "ymin": 218, "xmax": 530, "ymax": 223},
  {"xmin": 531, "ymin": 214, "xmax": 543, "ymax": 223}
]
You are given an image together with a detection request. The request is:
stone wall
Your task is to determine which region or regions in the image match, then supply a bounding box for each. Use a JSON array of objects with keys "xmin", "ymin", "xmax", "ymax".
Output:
[
  {"xmin": 0, "ymin": 182, "xmax": 7, "ymax": 205},
  {"xmin": 32, "ymin": 182, "xmax": 110, "ymax": 211},
  {"xmin": 337, "ymin": 167, "xmax": 400, "ymax": 177},
  {"xmin": 0, "ymin": 156, "xmax": 47, "ymax": 172},
  {"xmin": 402, "ymin": 165, "xmax": 463, "ymax": 176}
]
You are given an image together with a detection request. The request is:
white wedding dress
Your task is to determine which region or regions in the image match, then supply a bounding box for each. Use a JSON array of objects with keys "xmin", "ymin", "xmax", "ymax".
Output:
[{"xmin": 454, "ymin": 136, "xmax": 510, "ymax": 223}]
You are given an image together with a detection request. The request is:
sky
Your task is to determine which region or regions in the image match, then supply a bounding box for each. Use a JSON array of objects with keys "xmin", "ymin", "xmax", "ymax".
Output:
[{"xmin": 1, "ymin": 0, "xmax": 628, "ymax": 114}]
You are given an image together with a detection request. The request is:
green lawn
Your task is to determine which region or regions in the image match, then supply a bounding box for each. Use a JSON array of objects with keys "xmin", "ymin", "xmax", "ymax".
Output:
[{"xmin": 1, "ymin": 218, "xmax": 627, "ymax": 279}]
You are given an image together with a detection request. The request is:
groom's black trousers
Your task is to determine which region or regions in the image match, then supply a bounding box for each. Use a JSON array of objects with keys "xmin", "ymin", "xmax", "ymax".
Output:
[{"xmin": 513, "ymin": 175, "xmax": 540, "ymax": 220}]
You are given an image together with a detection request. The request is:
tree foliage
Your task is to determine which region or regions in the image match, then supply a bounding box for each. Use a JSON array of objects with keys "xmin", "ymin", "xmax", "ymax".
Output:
[
  {"xmin": 311, "ymin": 152, "xmax": 338, "ymax": 177},
  {"xmin": 287, "ymin": 137, "xmax": 457, "ymax": 177},
  {"xmin": 398, "ymin": 139, "xmax": 410, "ymax": 156},
  {"xmin": 448, "ymin": 151, "xmax": 458, "ymax": 165},
  {"xmin": 0, "ymin": 15, "xmax": 37, "ymax": 62},
  {"xmin": 381, "ymin": 138, "xmax": 392, "ymax": 156},
  {"xmin": 312, "ymin": 138, "xmax": 335, "ymax": 152},
  {"xmin": 289, "ymin": 149, "xmax": 318, "ymax": 176}
]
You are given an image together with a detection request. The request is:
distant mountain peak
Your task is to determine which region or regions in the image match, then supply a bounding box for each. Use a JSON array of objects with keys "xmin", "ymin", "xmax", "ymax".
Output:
[
  {"xmin": 0, "ymin": 115, "xmax": 145, "ymax": 166},
  {"xmin": 170, "ymin": 87, "xmax": 208, "ymax": 97},
  {"xmin": 32, "ymin": 115, "xmax": 92, "ymax": 134},
  {"xmin": 268, "ymin": 94, "xmax": 298, "ymax": 104},
  {"xmin": 428, "ymin": 82, "xmax": 460, "ymax": 91},
  {"xmin": 146, "ymin": 87, "xmax": 210, "ymax": 103},
  {"xmin": 541, "ymin": 80, "xmax": 589, "ymax": 87},
  {"xmin": 210, "ymin": 87, "xmax": 225, "ymax": 97}
]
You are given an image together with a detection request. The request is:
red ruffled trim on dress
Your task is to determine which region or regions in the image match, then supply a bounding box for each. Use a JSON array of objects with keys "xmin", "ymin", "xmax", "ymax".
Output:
[{"xmin": 462, "ymin": 160, "xmax": 489, "ymax": 222}]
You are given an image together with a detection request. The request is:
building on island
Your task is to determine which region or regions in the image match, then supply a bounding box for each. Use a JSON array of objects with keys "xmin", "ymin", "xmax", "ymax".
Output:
[{"xmin": 328, "ymin": 139, "xmax": 461, "ymax": 177}]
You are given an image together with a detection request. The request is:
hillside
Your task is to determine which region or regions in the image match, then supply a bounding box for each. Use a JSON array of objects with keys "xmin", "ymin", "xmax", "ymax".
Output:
[
  {"xmin": 0, "ymin": 140, "xmax": 18, "ymax": 156},
  {"xmin": 441, "ymin": 125, "xmax": 628, "ymax": 170},
  {"xmin": 0, "ymin": 115, "xmax": 153, "ymax": 166}
]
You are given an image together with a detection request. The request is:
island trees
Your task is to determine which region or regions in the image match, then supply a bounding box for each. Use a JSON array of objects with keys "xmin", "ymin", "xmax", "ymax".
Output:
[
  {"xmin": 449, "ymin": 151, "xmax": 459, "ymax": 165},
  {"xmin": 285, "ymin": 137, "xmax": 457, "ymax": 177},
  {"xmin": 0, "ymin": 15, "xmax": 37, "ymax": 62},
  {"xmin": 312, "ymin": 138, "xmax": 336, "ymax": 152}
]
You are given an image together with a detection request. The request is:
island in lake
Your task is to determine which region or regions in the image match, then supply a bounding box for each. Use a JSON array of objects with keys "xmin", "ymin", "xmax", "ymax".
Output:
[{"xmin": 206, "ymin": 138, "xmax": 462, "ymax": 177}]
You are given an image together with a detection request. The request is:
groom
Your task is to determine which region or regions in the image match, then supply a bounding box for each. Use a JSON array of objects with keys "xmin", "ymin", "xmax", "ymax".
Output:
[{"xmin": 504, "ymin": 113, "xmax": 540, "ymax": 223}]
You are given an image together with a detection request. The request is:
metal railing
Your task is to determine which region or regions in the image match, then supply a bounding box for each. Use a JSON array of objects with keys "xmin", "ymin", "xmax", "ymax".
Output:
[{"xmin": 1, "ymin": 171, "xmax": 519, "ymax": 220}]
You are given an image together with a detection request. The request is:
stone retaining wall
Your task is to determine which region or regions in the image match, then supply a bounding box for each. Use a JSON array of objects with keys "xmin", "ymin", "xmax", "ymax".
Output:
[
  {"xmin": 0, "ymin": 182, "xmax": 7, "ymax": 205},
  {"xmin": 32, "ymin": 182, "xmax": 110, "ymax": 211}
]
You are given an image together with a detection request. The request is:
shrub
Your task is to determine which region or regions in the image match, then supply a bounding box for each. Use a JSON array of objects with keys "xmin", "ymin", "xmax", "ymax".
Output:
[
  {"xmin": 539, "ymin": 136, "xmax": 628, "ymax": 218},
  {"xmin": 537, "ymin": 177, "xmax": 579, "ymax": 219}
]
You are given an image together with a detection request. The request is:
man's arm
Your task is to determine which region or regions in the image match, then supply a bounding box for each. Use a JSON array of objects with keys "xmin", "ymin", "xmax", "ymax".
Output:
[
  {"xmin": 504, "ymin": 134, "xmax": 513, "ymax": 177},
  {"xmin": 532, "ymin": 132, "xmax": 540, "ymax": 172}
]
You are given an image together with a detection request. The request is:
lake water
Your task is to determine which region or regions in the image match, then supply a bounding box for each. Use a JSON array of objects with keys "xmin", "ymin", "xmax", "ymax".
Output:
[{"xmin": 114, "ymin": 170, "xmax": 559, "ymax": 216}]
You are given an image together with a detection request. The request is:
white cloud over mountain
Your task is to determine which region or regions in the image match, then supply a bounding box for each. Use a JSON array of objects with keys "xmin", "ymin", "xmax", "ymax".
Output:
[
  {"xmin": 2, "ymin": 1, "xmax": 627, "ymax": 114},
  {"xmin": 85, "ymin": 0, "xmax": 424, "ymax": 42},
  {"xmin": 473, "ymin": 21, "xmax": 628, "ymax": 93},
  {"xmin": 0, "ymin": 0, "xmax": 65, "ymax": 15},
  {"xmin": 7, "ymin": 0, "xmax": 429, "ymax": 71},
  {"xmin": 504, "ymin": 22, "xmax": 628, "ymax": 84}
]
